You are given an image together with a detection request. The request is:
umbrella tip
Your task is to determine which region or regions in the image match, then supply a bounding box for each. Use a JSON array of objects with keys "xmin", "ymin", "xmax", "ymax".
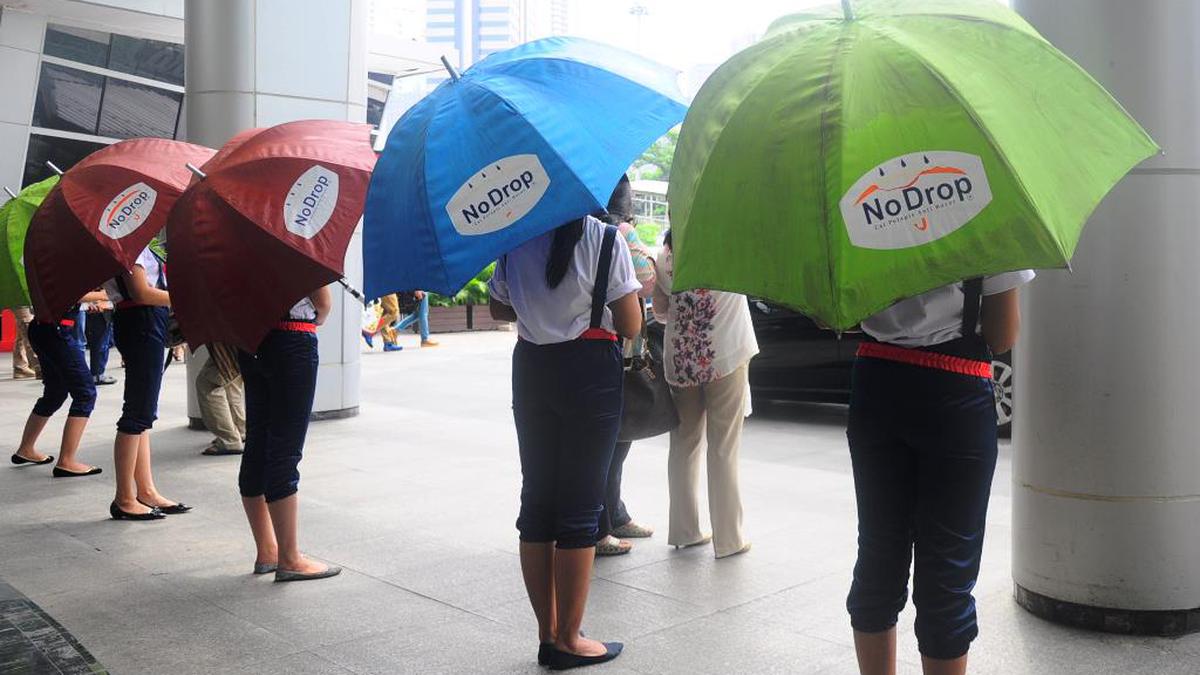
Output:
[
  {"xmin": 841, "ymin": 0, "xmax": 855, "ymax": 20},
  {"xmin": 186, "ymin": 163, "xmax": 208, "ymax": 181},
  {"xmin": 440, "ymin": 55, "xmax": 461, "ymax": 82},
  {"xmin": 45, "ymin": 161, "xmax": 64, "ymax": 176},
  {"xmin": 3, "ymin": 186, "xmax": 15, "ymax": 199}
]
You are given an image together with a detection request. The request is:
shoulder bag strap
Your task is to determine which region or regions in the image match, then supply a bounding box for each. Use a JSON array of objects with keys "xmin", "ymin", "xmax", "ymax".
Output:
[{"xmin": 590, "ymin": 224, "xmax": 618, "ymax": 330}]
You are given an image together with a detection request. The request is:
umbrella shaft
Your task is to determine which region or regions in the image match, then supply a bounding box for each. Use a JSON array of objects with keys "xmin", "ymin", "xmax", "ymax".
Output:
[{"xmin": 337, "ymin": 278, "xmax": 365, "ymax": 303}]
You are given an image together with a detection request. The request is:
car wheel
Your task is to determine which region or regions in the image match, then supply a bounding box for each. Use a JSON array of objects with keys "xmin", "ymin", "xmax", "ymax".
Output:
[{"xmin": 992, "ymin": 360, "xmax": 1014, "ymax": 428}]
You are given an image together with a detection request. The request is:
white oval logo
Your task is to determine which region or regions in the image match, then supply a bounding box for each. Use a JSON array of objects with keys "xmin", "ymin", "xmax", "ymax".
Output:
[
  {"xmin": 446, "ymin": 154, "xmax": 551, "ymax": 236},
  {"xmin": 840, "ymin": 151, "xmax": 993, "ymax": 250},
  {"xmin": 284, "ymin": 165, "xmax": 340, "ymax": 240},
  {"xmin": 99, "ymin": 182, "xmax": 158, "ymax": 240}
]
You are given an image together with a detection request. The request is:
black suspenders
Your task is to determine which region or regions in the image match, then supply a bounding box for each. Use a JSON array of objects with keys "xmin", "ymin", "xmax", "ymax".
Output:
[
  {"xmin": 589, "ymin": 225, "xmax": 618, "ymax": 331},
  {"xmin": 962, "ymin": 277, "xmax": 983, "ymax": 338}
]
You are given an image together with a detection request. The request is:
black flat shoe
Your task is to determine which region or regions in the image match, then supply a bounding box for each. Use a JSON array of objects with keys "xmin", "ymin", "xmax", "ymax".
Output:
[
  {"xmin": 275, "ymin": 565, "xmax": 342, "ymax": 583},
  {"xmin": 52, "ymin": 466, "xmax": 102, "ymax": 478},
  {"xmin": 538, "ymin": 642, "xmax": 552, "ymax": 666},
  {"xmin": 545, "ymin": 643, "xmax": 623, "ymax": 671},
  {"xmin": 138, "ymin": 499, "xmax": 192, "ymax": 515},
  {"xmin": 11, "ymin": 454, "xmax": 54, "ymax": 466},
  {"xmin": 110, "ymin": 501, "xmax": 166, "ymax": 521}
]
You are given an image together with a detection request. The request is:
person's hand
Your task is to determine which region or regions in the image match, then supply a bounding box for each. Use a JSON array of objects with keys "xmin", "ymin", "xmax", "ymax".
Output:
[{"xmin": 414, "ymin": 290, "xmax": 425, "ymax": 300}]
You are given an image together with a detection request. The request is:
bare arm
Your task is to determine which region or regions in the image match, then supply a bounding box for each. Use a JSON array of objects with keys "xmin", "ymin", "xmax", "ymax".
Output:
[
  {"xmin": 651, "ymin": 280, "xmax": 670, "ymax": 323},
  {"xmin": 981, "ymin": 288, "xmax": 1021, "ymax": 355},
  {"xmin": 609, "ymin": 292, "xmax": 642, "ymax": 340},
  {"xmin": 126, "ymin": 266, "xmax": 170, "ymax": 307},
  {"xmin": 489, "ymin": 297, "xmax": 517, "ymax": 322},
  {"xmin": 80, "ymin": 289, "xmax": 108, "ymax": 304},
  {"xmin": 309, "ymin": 285, "xmax": 332, "ymax": 326}
]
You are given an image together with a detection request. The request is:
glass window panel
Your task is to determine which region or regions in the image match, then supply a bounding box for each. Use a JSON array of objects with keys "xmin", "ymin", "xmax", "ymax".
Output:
[
  {"xmin": 367, "ymin": 94, "xmax": 387, "ymax": 128},
  {"xmin": 108, "ymin": 35, "xmax": 185, "ymax": 86},
  {"xmin": 22, "ymin": 135, "xmax": 108, "ymax": 187},
  {"xmin": 32, "ymin": 63, "xmax": 104, "ymax": 135},
  {"xmin": 175, "ymin": 99, "xmax": 186, "ymax": 140},
  {"xmin": 97, "ymin": 77, "xmax": 182, "ymax": 140},
  {"xmin": 368, "ymin": 72, "xmax": 395, "ymax": 86},
  {"xmin": 43, "ymin": 24, "xmax": 110, "ymax": 67}
]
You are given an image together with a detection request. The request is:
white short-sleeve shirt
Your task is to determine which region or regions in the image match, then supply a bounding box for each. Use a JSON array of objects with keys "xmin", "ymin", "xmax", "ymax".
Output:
[
  {"xmin": 102, "ymin": 247, "xmax": 164, "ymax": 304},
  {"xmin": 289, "ymin": 297, "xmax": 317, "ymax": 321},
  {"xmin": 861, "ymin": 271, "xmax": 1036, "ymax": 348},
  {"xmin": 488, "ymin": 217, "xmax": 641, "ymax": 345}
]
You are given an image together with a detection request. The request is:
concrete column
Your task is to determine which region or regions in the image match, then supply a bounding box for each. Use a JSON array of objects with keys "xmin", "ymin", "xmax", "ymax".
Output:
[
  {"xmin": 183, "ymin": 0, "xmax": 367, "ymax": 420},
  {"xmin": 1011, "ymin": 0, "xmax": 1200, "ymax": 633}
]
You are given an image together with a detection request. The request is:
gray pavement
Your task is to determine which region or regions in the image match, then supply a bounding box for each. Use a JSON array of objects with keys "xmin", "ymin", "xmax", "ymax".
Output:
[{"xmin": 0, "ymin": 331, "xmax": 1196, "ymax": 674}]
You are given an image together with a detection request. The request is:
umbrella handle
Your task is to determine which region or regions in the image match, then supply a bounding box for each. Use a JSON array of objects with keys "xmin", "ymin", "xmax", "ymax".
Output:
[
  {"xmin": 3, "ymin": 186, "xmax": 15, "ymax": 199},
  {"xmin": 45, "ymin": 161, "xmax": 64, "ymax": 176},
  {"xmin": 338, "ymin": 278, "xmax": 366, "ymax": 304}
]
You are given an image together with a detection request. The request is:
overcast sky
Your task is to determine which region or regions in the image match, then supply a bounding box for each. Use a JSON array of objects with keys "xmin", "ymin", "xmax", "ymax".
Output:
[{"xmin": 565, "ymin": 0, "xmax": 1011, "ymax": 93}]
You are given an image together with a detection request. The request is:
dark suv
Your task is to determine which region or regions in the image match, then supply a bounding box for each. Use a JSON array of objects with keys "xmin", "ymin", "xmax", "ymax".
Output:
[{"xmin": 747, "ymin": 300, "xmax": 1014, "ymax": 432}]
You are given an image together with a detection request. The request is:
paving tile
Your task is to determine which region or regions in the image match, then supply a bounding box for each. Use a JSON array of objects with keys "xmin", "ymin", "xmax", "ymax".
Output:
[
  {"xmin": 206, "ymin": 569, "xmax": 468, "ymax": 648},
  {"xmin": 620, "ymin": 610, "xmax": 850, "ymax": 674}
]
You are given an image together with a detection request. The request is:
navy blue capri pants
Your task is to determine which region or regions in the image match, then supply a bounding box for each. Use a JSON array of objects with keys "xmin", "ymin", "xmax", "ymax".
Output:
[
  {"xmin": 237, "ymin": 328, "xmax": 319, "ymax": 503},
  {"xmin": 28, "ymin": 313, "xmax": 96, "ymax": 418},
  {"xmin": 112, "ymin": 306, "xmax": 169, "ymax": 434},
  {"xmin": 512, "ymin": 337, "xmax": 623, "ymax": 549},
  {"xmin": 846, "ymin": 356, "xmax": 999, "ymax": 660}
]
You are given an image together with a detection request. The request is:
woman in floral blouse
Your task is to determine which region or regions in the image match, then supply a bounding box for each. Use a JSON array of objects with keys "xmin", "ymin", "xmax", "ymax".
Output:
[{"xmin": 652, "ymin": 231, "xmax": 758, "ymax": 559}]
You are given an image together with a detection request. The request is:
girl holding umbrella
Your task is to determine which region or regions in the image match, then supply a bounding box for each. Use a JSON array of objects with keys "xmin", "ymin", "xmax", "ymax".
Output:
[
  {"xmin": 103, "ymin": 246, "xmax": 190, "ymax": 520},
  {"xmin": 10, "ymin": 289, "xmax": 108, "ymax": 477},
  {"xmin": 236, "ymin": 286, "xmax": 341, "ymax": 582},
  {"xmin": 489, "ymin": 215, "xmax": 642, "ymax": 669}
]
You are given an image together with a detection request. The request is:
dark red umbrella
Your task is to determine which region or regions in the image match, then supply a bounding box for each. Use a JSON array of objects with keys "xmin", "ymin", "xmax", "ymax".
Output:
[
  {"xmin": 166, "ymin": 119, "xmax": 376, "ymax": 351},
  {"xmin": 25, "ymin": 138, "xmax": 216, "ymax": 321}
]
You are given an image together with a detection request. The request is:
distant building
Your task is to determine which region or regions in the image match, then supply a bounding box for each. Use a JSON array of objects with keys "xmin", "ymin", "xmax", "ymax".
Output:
[
  {"xmin": 426, "ymin": 0, "xmax": 535, "ymax": 70},
  {"xmin": 631, "ymin": 179, "xmax": 669, "ymax": 227}
]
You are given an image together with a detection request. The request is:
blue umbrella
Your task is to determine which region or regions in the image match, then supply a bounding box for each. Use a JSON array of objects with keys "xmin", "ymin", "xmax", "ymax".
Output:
[{"xmin": 363, "ymin": 37, "xmax": 688, "ymax": 299}]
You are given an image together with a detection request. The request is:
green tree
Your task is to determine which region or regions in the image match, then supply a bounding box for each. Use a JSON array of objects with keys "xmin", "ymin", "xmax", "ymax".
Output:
[{"xmin": 633, "ymin": 127, "xmax": 679, "ymax": 180}]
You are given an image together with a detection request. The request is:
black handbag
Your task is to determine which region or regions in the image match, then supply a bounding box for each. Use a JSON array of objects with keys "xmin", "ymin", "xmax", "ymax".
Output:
[
  {"xmin": 589, "ymin": 226, "xmax": 679, "ymax": 442},
  {"xmin": 618, "ymin": 315, "xmax": 679, "ymax": 442}
]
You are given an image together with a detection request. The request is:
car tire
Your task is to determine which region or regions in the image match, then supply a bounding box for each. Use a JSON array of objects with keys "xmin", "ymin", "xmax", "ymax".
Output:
[{"xmin": 992, "ymin": 359, "xmax": 1014, "ymax": 436}]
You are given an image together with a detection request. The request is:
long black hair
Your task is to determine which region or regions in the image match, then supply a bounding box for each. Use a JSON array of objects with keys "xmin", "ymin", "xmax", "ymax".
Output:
[{"xmin": 545, "ymin": 217, "xmax": 586, "ymax": 289}]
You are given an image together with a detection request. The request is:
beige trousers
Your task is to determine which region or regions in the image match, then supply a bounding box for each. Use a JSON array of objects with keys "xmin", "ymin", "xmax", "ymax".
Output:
[
  {"xmin": 196, "ymin": 356, "xmax": 246, "ymax": 450},
  {"xmin": 667, "ymin": 364, "xmax": 749, "ymax": 557},
  {"xmin": 12, "ymin": 306, "xmax": 39, "ymax": 378}
]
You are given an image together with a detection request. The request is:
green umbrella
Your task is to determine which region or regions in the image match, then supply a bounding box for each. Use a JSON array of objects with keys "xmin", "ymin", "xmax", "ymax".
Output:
[
  {"xmin": 0, "ymin": 176, "xmax": 59, "ymax": 308},
  {"xmin": 668, "ymin": 0, "xmax": 1158, "ymax": 330}
]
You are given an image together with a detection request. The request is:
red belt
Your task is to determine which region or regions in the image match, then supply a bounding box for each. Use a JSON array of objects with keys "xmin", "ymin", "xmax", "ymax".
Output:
[
  {"xmin": 275, "ymin": 321, "xmax": 317, "ymax": 333},
  {"xmin": 37, "ymin": 319, "xmax": 76, "ymax": 328},
  {"xmin": 579, "ymin": 328, "xmax": 618, "ymax": 342},
  {"xmin": 857, "ymin": 342, "xmax": 992, "ymax": 379}
]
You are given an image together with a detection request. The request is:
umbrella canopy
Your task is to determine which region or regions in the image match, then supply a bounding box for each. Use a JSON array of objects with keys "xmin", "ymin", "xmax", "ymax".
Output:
[
  {"xmin": 668, "ymin": 0, "xmax": 1159, "ymax": 330},
  {"xmin": 0, "ymin": 176, "xmax": 58, "ymax": 307},
  {"xmin": 25, "ymin": 138, "xmax": 216, "ymax": 321},
  {"xmin": 166, "ymin": 119, "xmax": 376, "ymax": 351},
  {"xmin": 363, "ymin": 36, "xmax": 688, "ymax": 299}
]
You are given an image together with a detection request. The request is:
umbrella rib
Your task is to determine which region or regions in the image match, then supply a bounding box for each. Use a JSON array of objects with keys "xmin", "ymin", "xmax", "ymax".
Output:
[
  {"xmin": 862, "ymin": 23, "xmax": 1063, "ymax": 264},
  {"xmin": 816, "ymin": 25, "xmax": 854, "ymax": 328}
]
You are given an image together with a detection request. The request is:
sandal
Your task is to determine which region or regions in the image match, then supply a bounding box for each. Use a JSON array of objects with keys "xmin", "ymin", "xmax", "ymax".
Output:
[
  {"xmin": 611, "ymin": 521, "xmax": 654, "ymax": 538},
  {"xmin": 201, "ymin": 445, "xmax": 243, "ymax": 456},
  {"xmin": 595, "ymin": 535, "xmax": 632, "ymax": 556}
]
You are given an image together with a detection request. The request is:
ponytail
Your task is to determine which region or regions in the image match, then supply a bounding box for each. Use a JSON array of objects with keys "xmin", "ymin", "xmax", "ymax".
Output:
[{"xmin": 545, "ymin": 218, "xmax": 586, "ymax": 289}]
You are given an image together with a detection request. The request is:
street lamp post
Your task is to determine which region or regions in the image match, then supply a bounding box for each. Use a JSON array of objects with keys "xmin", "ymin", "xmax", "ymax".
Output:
[{"xmin": 630, "ymin": 3, "xmax": 649, "ymax": 52}]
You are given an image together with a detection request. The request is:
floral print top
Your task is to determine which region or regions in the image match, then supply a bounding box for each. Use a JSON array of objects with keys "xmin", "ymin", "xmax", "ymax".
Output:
[{"xmin": 653, "ymin": 252, "xmax": 759, "ymax": 388}]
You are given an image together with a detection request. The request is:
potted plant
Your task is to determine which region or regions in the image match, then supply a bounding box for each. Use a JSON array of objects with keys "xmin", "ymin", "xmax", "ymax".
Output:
[{"xmin": 426, "ymin": 263, "xmax": 510, "ymax": 333}]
